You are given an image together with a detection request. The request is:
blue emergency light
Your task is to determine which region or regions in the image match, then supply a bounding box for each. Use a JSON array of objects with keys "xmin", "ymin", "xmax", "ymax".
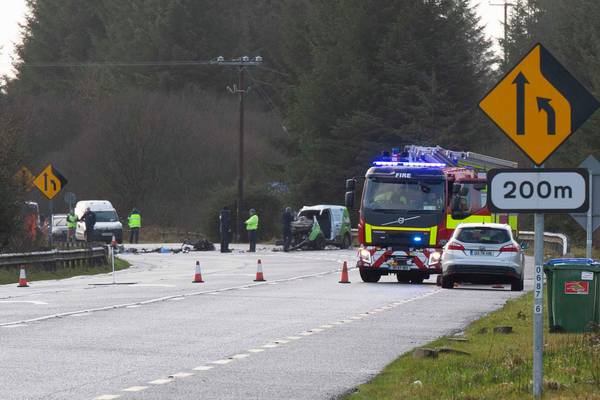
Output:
[
  {"xmin": 372, "ymin": 161, "xmax": 446, "ymax": 168},
  {"xmin": 413, "ymin": 235, "xmax": 423, "ymax": 243}
]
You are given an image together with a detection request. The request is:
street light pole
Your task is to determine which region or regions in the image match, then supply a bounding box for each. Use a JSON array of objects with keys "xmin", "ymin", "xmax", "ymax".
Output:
[{"xmin": 212, "ymin": 56, "xmax": 263, "ymax": 241}]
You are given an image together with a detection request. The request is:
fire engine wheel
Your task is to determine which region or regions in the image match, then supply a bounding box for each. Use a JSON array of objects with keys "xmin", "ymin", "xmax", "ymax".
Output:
[
  {"xmin": 360, "ymin": 269, "xmax": 381, "ymax": 283},
  {"xmin": 441, "ymin": 276, "xmax": 454, "ymax": 289},
  {"xmin": 396, "ymin": 274, "xmax": 411, "ymax": 284},
  {"xmin": 410, "ymin": 277, "xmax": 425, "ymax": 284}
]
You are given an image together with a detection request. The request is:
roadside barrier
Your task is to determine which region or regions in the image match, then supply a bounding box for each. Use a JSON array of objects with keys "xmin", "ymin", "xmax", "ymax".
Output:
[
  {"xmin": 254, "ymin": 259, "xmax": 266, "ymax": 282},
  {"xmin": 0, "ymin": 247, "xmax": 108, "ymax": 271},
  {"xmin": 17, "ymin": 267, "xmax": 29, "ymax": 287},
  {"xmin": 192, "ymin": 261, "xmax": 204, "ymax": 283},
  {"xmin": 339, "ymin": 261, "xmax": 350, "ymax": 284}
]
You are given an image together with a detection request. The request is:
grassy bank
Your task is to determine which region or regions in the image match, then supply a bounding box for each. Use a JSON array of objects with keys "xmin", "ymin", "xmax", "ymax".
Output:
[
  {"xmin": 346, "ymin": 292, "xmax": 600, "ymax": 399},
  {"xmin": 0, "ymin": 257, "xmax": 130, "ymax": 285}
]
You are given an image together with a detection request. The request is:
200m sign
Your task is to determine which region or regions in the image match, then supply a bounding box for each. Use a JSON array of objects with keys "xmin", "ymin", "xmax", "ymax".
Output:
[{"xmin": 488, "ymin": 168, "xmax": 589, "ymax": 213}]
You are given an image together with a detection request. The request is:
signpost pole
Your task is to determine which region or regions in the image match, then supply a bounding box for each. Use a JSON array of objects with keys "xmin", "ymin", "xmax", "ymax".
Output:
[
  {"xmin": 587, "ymin": 172, "xmax": 593, "ymax": 258},
  {"xmin": 533, "ymin": 168, "xmax": 544, "ymax": 398},
  {"xmin": 49, "ymin": 199, "xmax": 54, "ymax": 248}
]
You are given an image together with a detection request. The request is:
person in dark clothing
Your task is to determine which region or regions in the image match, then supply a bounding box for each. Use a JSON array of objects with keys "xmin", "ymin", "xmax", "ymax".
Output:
[
  {"xmin": 80, "ymin": 207, "xmax": 96, "ymax": 242},
  {"xmin": 219, "ymin": 207, "xmax": 232, "ymax": 253},
  {"xmin": 282, "ymin": 207, "xmax": 294, "ymax": 251}
]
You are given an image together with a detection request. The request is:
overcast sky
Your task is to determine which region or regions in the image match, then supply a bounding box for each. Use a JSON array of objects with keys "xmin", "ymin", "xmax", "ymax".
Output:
[{"xmin": 0, "ymin": 1, "xmax": 505, "ymax": 78}]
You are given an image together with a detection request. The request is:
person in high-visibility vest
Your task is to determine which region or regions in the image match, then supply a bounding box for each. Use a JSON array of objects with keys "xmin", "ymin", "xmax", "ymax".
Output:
[
  {"xmin": 245, "ymin": 208, "xmax": 259, "ymax": 252},
  {"xmin": 66, "ymin": 209, "xmax": 78, "ymax": 242},
  {"xmin": 128, "ymin": 208, "xmax": 142, "ymax": 244}
]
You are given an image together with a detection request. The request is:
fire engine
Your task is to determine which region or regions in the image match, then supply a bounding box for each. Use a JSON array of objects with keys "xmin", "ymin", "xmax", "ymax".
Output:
[{"xmin": 344, "ymin": 145, "xmax": 518, "ymax": 283}]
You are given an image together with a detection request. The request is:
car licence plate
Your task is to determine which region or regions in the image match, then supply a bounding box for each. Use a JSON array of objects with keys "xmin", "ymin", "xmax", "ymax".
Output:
[
  {"xmin": 101, "ymin": 232, "xmax": 113, "ymax": 236},
  {"xmin": 389, "ymin": 264, "xmax": 411, "ymax": 271},
  {"xmin": 469, "ymin": 250, "xmax": 493, "ymax": 256}
]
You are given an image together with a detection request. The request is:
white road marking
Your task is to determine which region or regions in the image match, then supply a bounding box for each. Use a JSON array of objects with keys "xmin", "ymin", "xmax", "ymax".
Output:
[
  {"xmin": 231, "ymin": 354, "xmax": 250, "ymax": 359},
  {"xmin": 126, "ymin": 305, "xmax": 141, "ymax": 308},
  {"xmin": 350, "ymin": 316, "xmax": 362, "ymax": 320},
  {"xmin": 274, "ymin": 339, "xmax": 289, "ymax": 344},
  {"xmin": 299, "ymin": 331, "xmax": 314, "ymax": 336},
  {"xmin": 262, "ymin": 343, "xmax": 279, "ymax": 348},
  {"xmin": 0, "ymin": 300, "xmax": 48, "ymax": 305},
  {"xmin": 70, "ymin": 313, "xmax": 89, "ymax": 317},
  {"xmin": 148, "ymin": 378, "xmax": 172, "ymax": 385},
  {"xmin": 129, "ymin": 284, "xmax": 175, "ymax": 287},
  {"xmin": 286, "ymin": 336, "xmax": 302, "ymax": 340},
  {"xmin": 310, "ymin": 328, "xmax": 324, "ymax": 333},
  {"xmin": 168, "ymin": 298, "xmax": 185, "ymax": 301},
  {"xmin": 320, "ymin": 324, "xmax": 334, "ymax": 329},
  {"xmin": 94, "ymin": 395, "xmax": 121, "ymax": 400},
  {"xmin": 193, "ymin": 366, "xmax": 214, "ymax": 371},
  {"xmin": 247, "ymin": 348, "xmax": 265, "ymax": 353},
  {"xmin": 172, "ymin": 372, "xmax": 194, "ymax": 378},
  {"xmin": 122, "ymin": 386, "xmax": 148, "ymax": 392},
  {"xmin": 0, "ymin": 264, "xmax": 355, "ymax": 328},
  {"xmin": 212, "ymin": 359, "xmax": 233, "ymax": 365},
  {"xmin": 1, "ymin": 324, "xmax": 27, "ymax": 328},
  {"xmin": 341, "ymin": 319, "xmax": 353, "ymax": 323}
]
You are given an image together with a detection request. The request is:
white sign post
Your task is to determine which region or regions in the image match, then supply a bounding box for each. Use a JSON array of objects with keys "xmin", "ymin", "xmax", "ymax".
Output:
[{"xmin": 488, "ymin": 167, "xmax": 589, "ymax": 397}]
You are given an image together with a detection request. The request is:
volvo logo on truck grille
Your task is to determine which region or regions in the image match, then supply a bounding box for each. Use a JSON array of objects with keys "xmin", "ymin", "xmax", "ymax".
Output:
[{"xmin": 382, "ymin": 216, "xmax": 420, "ymax": 226}]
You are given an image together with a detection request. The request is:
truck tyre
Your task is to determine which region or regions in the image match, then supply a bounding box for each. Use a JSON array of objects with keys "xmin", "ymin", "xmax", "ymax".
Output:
[
  {"xmin": 441, "ymin": 276, "xmax": 454, "ymax": 289},
  {"xmin": 315, "ymin": 236, "xmax": 326, "ymax": 250},
  {"xmin": 396, "ymin": 274, "xmax": 411, "ymax": 284},
  {"xmin": 511, "ymin": 276, "xmax": 524, "ymax": 291},
  {"xmin": 410, "ymin": 276, "xmax": 425, "ymax": 284},
  {"xmin": 360, "ymin": 269, "xmax": 381, "ymax": 283},
  {"xmin": 340, "ymin": 234, "xmax": 351, "ymax": 249}
]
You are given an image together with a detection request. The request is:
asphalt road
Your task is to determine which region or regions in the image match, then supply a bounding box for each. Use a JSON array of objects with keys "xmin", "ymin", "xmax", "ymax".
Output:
[{"xmin": 0, "ymin": 244, "xmax": 533, "ymax": 400}]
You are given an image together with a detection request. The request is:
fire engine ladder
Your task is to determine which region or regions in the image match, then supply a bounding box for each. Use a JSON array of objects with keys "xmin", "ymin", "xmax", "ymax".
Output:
[{"xmin": 404, "ymin": 145, "xmax": 517, "ymax": 171}]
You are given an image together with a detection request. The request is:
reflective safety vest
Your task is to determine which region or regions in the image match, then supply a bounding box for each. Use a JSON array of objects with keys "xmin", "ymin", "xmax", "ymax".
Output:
[
  {"xmin": 245, "ymin": 215, "xmax": 259, "ymax": 231},
  {"xmin": 128, "ymin": 213, "xmax": 141, "ymax": 228},
  {"xmin": 67, "ymin": 213, "xmax": 78, "ymax": 229}
]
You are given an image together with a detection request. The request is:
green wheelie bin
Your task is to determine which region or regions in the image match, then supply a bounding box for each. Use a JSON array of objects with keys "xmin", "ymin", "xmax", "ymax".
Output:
[{"xmin": 544, "ymin": 258, "xmax": 600, "ymax": 333}]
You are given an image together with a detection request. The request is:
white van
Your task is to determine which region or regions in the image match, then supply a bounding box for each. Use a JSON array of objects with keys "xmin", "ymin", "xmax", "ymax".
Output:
[{"xmin": 74, "ymin": 200, "xmax": 123, "ymax": 243}]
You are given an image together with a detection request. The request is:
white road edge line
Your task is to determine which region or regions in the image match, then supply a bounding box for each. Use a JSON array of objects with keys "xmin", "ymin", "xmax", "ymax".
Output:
[
  {"xmin": 0, "ymin": 265, "xmax": 353, "ymax": 327},
  {"xmin": 122, "ymin": 386, "xmax": 148, "ymax": 392}
]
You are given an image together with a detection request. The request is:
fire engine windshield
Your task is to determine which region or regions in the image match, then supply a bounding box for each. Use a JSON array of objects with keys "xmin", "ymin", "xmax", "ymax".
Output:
[{"xmin": 363, "ymin": 178, "xmax": 445, "ymax": 212}]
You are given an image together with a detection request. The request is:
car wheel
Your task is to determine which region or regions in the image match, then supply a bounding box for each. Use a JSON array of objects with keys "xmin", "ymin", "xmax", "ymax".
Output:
[
  {"xmin": 340, "ymin": 234, "xmax": 351, "ymax": 249},
  {"xmin": 411, "ymin": 276, "xmax": 425, "ymax": 284},
  {"xmin": 314, "ymin": 236, "xmax": 326, "ymax": 250},
  {"xmin": 396, "ymin": 274, "xmax": 410, "ymax": 284},
  {"xmin": 360, "ymin": 269, "xmax": 381, "ymax": 283},
  {"xmin": 441, "ymin": 276, "xmax": 454, "ymax": 289},
  {"xmin": 511, "ymin": 276, "xmax": 524, "ymax": 291}
]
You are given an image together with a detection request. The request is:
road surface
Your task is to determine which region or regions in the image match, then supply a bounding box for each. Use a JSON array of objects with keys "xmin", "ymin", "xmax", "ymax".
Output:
[{"xmin": 0, "ymin": 244, "xmax": 533, "ymax": 400}]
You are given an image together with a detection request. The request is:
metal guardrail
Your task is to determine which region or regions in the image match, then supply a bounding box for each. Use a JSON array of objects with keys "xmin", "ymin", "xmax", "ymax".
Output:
[
  {"xmin": 350, "ymin": 228, "xmax": 569, "ymax": 255},
  {"xmin": 518, "ymin": 231, "xmax": 568, "ymax": 256},
  {"xmin": 0, "ymin": 246, "xmax": 108, "ymax": 269}
]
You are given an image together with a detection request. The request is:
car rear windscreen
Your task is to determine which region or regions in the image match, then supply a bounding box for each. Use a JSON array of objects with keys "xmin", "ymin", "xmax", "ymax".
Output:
[{"xmin": 456, "ymin": 227, "xmax": 510, "ymax": 244}]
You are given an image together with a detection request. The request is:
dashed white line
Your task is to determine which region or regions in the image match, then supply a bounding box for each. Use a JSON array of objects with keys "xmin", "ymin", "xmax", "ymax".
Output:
[
  {"xmin": 126, "ymin": 305, "xmax": 141, "ymax": 308},
  {"xmin": 193, "ymin": 366, "xmax": 214, "ymax": 371},
  {"xmin": 148, "ymin": 378, "xmax": 172, "ymax": 385},
  {"xmin": 171, "ymin": 372, "xmax": 194, "ymax": 378},
  {"xmin": 310, "ymin": 328, "xmax": 324, "ymax": 333},
  {"xmin": 212, "ymin": 359, "xmax": 233, "ymax": 365},
  {"xmin": 94, "ymin": 395, "xmax": 121, "ymax": 400},
  {"xmin": 286, "ymin": 336, "xmax": 302, "ymax": 340},
  {"xmin": 169, "ymin": 298, "xmax": 185, "ymax": 301},
  {"xmin": 299, "ymin": 331, "xmax": 314, "ymax": 336},
  {"xmin": 247, "ymin": 348, "xmax": 265, "ymax": 353},
  {"xmin": 274, "ymin": 339, "xmax": 289, "ymax": 344},
  {"xmin": 262, "ymin": 343, "xmax": 279, "ymax": 348},
  {"xmin": 122, "ymin": 386, "xmax": 148, "ymax": 392},
  {"xmin": 231, "ymin": 353, "xmax": 250, "ymax": 359}
]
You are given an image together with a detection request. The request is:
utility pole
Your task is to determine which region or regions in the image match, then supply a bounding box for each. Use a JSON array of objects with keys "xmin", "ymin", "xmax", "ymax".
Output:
[
  {"xmin": 490, "ymin": 1, "xmax": 515, "ymax": 64},
  {"xmin": 212, "ymin": 56, "xmax": 263, "ymax": 241}
]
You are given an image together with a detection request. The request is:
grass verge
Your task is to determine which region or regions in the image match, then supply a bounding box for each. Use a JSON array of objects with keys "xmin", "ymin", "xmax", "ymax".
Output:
[
  {"xmin": 345, "ymin": 292, "xmax": 600, "ymax": 399},
  {"xmin": 0, "ymin": 257, "xmax": 131, "ymax": 285}
]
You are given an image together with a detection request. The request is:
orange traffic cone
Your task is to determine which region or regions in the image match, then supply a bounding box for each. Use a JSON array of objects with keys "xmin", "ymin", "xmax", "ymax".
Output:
[
  {"xmin": 111, "ymin": 235, "xmax": 117, "ymax": 248},
  {"xmin": 17, "ymin": 267, "xmax": 29, "ymax": 287},
  {"xmin": 339, "ymin": 261, "xmax": 350, "ymax": 284},
  {"xmin": 192, "ymin": 261, "xmax": 204, "ymax": 283},
  {"xmin": 254, "ymin": 259, "xmax": 266, "ymax": 282}
]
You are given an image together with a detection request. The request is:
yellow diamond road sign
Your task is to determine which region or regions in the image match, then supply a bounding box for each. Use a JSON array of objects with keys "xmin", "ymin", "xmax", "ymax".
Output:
[
  {"xmin": 14, "ymin": 166, "xmax": 35, "ymax": 192},
  {"xmin": 479, "ymin": 43, "xmax": 599, "ymax": 165},
  {"xmin": 33, "ymin": 164, "xmax": 68, "ymax": 200}
]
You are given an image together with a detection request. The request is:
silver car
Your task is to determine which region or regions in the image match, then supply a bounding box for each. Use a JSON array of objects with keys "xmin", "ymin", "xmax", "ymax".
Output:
[{"xmin": 440, "ymin": 223, "xmax": 524, "ymax": 291}]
